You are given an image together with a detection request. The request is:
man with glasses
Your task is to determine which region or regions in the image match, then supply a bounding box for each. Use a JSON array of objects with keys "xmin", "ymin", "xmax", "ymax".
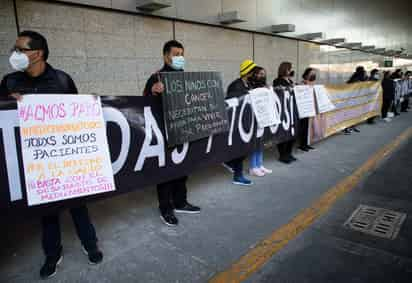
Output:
[{"xmin": 0, "ymin": 30, "xmax": 103, "ymax": 279}]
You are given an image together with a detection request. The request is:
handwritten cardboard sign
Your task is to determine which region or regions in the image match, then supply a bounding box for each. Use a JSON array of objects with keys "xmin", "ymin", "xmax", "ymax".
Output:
[
  {"xmin": 293, "ymin": 85, "xmax": 316, "ymax": 118},
  {"xmin": 161, "ymin": 72, "xmax": 229, "ymax": 146},
  {"xmin": 249, "ymin": 87, "xmax": 281, "ymax": 128},
  {"xmin": 18, "ymin": 95, "xmax": 115, "ymax": 206}
]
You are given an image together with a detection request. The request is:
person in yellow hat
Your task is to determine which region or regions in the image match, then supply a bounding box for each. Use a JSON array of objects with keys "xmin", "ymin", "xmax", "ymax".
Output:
[{"xmin": 222, "ymin": 59, "xmax": 257, "ymax": 186}]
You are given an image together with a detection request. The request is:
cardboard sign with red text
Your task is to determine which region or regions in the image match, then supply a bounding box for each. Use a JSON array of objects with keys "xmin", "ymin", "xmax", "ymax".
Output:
[{"xmin": 17, "ymin": 95, "xmax": 115, "ymax": 206}]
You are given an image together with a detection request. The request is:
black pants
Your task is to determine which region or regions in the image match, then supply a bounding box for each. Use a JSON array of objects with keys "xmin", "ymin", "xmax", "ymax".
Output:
[
  {"xmin": 157, "ymin": 176, "xmax": 188, "ymax": 213},
  {"xmin": 299, "ymin": 118, "xmax": 309, "ymax": 147},
  {"xmin": 401, "ymin": 96, "xmax": 410, "ymax": 111},
  {"xmin": 225, "ymin": 157, "xmax": 245, "ymax": 177},
  {"xmin": 277, "ymin": 140, "xmax": 295, "ymax": 159},
  {"xmin": 382, "ymin": 99, "xmax": 392, "ymax": 118},
  {"xmin": 42, "ymin": 205, "xmax": 97, "ymax": 257}
]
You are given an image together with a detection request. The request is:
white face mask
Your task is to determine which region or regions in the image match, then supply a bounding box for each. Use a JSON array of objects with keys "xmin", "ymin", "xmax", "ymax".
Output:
[{"xmin": 9, "ymin": 51, "xmax": 30, "ymax": 71}]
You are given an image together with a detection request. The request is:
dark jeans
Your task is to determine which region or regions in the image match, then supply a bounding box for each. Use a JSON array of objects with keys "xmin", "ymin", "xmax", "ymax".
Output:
[
  {"xmin": 299, "ymin": 118, "xmax": 309, "ymax": 147},
  {"xmin": 42, "ymin": 205, "xmax": 97, "ymax": 257},
  {"xmin": 277, "ymin": 140, "xmax": 295, "ymax": 159},
  {"xmin": 225, "ymin": 157, "xmax": 245, "ymax": 177},
  {"xmin": 382, "ymin": 99, "xmax": 392, "ymax": 118},
  {"xmin": 401, "ymin": 96, "xmax": 410, "ymax": 111},
  {"xmin": 157, "ymin": 176, "xmax": 188, "ymax": 213}
]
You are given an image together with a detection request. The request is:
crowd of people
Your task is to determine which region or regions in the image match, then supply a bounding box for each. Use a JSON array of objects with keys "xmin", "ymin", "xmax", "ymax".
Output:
[{"xmin": 0, "ymin": 30, "xmax": 411, "ymax": 280}]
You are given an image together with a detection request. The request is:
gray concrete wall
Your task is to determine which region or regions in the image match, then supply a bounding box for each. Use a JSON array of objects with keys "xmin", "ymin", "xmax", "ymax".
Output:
[{"xmin": 1, "ymin": 0, "xmax": 411, "ymax": 96}]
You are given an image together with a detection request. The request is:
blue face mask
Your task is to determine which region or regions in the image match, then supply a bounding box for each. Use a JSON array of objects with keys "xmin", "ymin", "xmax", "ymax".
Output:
[{"xmin": 171, "ymin": 56, "xmax": 185, "ymax": 70}]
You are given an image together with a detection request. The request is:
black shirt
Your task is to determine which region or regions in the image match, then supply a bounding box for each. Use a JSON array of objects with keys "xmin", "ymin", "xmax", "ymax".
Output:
[
  {"xmin": 0, "ymin": 64, "xmax": 78, "ymax": 98},
  {"xmin": 226, "ymin": 78, "xmax": 250, "ymax": 99},
  {"xmin": 143, "ymin": 64, "xmax": 181, "ymax": 97}
]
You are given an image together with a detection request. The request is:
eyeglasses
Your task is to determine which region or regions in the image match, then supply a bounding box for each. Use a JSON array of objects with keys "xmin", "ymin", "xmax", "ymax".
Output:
[{"xmin": 10, "ymin": 46, "xmax": 37, "ymax": 53}]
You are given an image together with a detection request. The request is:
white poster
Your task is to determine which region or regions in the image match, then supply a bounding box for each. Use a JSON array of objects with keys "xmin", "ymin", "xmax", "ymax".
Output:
[
  {"xmin": 314, "ymin": 85, "xmax": 336, "ymax": 113},
  {"xmin": 249, "ymin": 87, "xmax": 281, "ymax": 128},
  {"xmin": 293, "ymin": 85, "xmax": 316, "ymax": 118},
  {"xmin": 18, "ymin": 95, "xmax": 115, "ymax": 206}
]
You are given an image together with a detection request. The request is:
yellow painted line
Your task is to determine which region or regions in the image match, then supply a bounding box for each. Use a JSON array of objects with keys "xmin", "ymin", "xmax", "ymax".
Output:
[{"xmin": 209, "ymin": 127, "xmax": 412, "ymax": 283}]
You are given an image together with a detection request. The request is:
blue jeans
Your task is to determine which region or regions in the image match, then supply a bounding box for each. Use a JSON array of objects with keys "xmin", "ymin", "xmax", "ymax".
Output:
[{"xmin": 250, "ymin": 150, "xmax": 263, "ymax": 169}]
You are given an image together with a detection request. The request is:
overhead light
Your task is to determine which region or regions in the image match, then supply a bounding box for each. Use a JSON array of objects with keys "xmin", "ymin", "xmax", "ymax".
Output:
[
  {"xmin": 297, "ymin": 32, "xmax": 325, "ymax": 40},
  {"xmin": 136, "ymin": 0, "xmax": 172, "ymax": 12},
  {"xmin": 361, "ymin": 45, "xmax": 375, "ymax": 51},
  {"xmin": 338, "ymin": 42, "xmax": 362, "ymax": 49},
  {"xmin": 319, "ymin": 38, "xmax": 346, "ymax": 45},
  {"xmin": 271, "ymin": 24, "xmax": 296, "ymax": 33},
  {"xmin": 218, "ymin": 11, "xmax": 247, "ymax": 25}
]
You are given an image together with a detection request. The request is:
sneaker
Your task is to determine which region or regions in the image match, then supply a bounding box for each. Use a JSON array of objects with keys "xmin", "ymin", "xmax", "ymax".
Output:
[
  {"xmin": 174, "ymin": 203, "xmax": 201, "ymax": 214},
  {"xmin": 40, "ymin": 253, "xmax": 63, "ymax": 279},
  {"xmin": 343, "ymin": 128, "xmax": 352, "ymax": 135},
  {"xmin": 160, "ymin": 211, "xmax": 178, "ymax": 226},
  {"xmin": 260, "ymin": 166, "xmax": 272, "ymax": 174},
  {"xmin": 388, "ymin": 112, "xmax": 395, "ymax": 118},
  {"xmin": 233, "ymin": 175, "xmax": 253, "ymax": 186},
  {"xmin": 222, "ymin": 163, "xmax": 234, "ymax": 173},
  {"xmin": 82, "ymin": 246, "xmax": 103, "ymax": 265},
  {"xmin": 306, "ymin": 145, "xmax": 315, "ymax": 150},
  {"xmin": 298, "ymin": 146, "xmax": 309, "ymax": 152},
  {"xmin": 289, "ymin": 155, "xmax": 297, "ymax": 162},
  {"xmin": 249, "ymin": 168, "xmax": 265, "ymax": 177},
  {"xmin": 352, "ymin": 127, "xmax": 360, "ymax": 133},
  {"xmin": 383, "ymin": 117, "xmax": 392, "ymax": 122}
]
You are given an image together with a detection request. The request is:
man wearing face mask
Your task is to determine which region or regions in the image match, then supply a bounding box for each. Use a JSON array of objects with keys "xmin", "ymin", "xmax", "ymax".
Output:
[
  {"xmin": 0, "ymin": 31, "xmax": 103, "ymax": 279},
  {"xmin": 143, "ymin": 40, "xmax": 201, "ymax": 226}
]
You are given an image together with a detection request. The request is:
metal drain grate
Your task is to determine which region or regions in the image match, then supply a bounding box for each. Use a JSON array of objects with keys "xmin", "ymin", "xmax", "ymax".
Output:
[{"xmin": 344, "ymin": 205, "xmax": 406, "ymax": 240}]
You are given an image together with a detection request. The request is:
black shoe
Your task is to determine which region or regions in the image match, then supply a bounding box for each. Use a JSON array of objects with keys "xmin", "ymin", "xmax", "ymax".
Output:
[
  {"xmin": 160, "ymin": 211, "xmax": 178, "ymax": 226},
  {"xmin": 306, "ymin": 145, "xmax": 315, "ymax": 150},
  {"xmin": 40, "ymin": 253, "xmax": 63, "ymax": 279},
  {"xmin": 83, "ymin": 246, "xmax": 103, "ymax": 265},
  {"xmin": 343, "ymin": 128, "xmax": 352, "ymax": 135},
  {"xmin": 175, "ymin": 203, "xmax": 201, "ymax": 214},
  {"xmin": 299, "ymin": 146, "xmax": 309, "ymax": 152},
  {"xmin": 289, "ymin": 155, "xmax": 297, "ymax": 162},
  {"xmin": 352, "ymin": 127, "xmax": 360, "ymax": 133},
  {"xmin": 279, "ymin": 156, "xmax": 292, "ymax": 164}
]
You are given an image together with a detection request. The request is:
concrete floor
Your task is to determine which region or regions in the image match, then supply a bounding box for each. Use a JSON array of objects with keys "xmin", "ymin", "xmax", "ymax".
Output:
[{"xmin": 1, "ymin": 111, "xmax": 412, "ymax": 283}]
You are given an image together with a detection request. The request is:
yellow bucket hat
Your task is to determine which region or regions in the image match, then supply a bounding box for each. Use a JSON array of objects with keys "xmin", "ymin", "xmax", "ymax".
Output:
[{"xmin": 240, "ymin": 59, "xmax": 257, "ymax": 77}]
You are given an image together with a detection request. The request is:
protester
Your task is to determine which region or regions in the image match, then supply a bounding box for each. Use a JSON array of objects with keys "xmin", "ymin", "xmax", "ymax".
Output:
[
  {"xmin": 0, "ymin": 30, "xmax": 103, "ymax": 279},
  {"xmin": 343, "ymin": 66, "xmax": 367, "ymax": 134},
  {"xmin": 143, "ymin": 40, "xmax": 201, "ymax": 226},
  {"xmin": 273, "ymin": 62, "xmax": 297, "ymax": 164},
  {"xmin": 366, "ymin": 68, "xmax": 381, "ymax": 124},
  {"xmin": 390, "ymin": 69, "xmax": 403, "ymax": 116},
  {"xmin": 222, "ymin": 59, "xmax": 256, "ymax": 185},
  {"xmin": 298, "ymin": 67, "xmax": 317, "ymax": 152},
  {"xmin": 381, "ymin": 71, "xmax": 394, "ymax": 122},
  {"xmin": 248, "ymin": 66, "xmax": 272, "ymax": 177},
  {"xmin": 401, "ymin": 70, "xmax": 411, "ymax": 112}
]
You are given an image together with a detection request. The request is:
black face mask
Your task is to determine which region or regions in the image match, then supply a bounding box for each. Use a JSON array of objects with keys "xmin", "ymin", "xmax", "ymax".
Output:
[
  {"xmin": 308, "ymin": 74, "xmax": 316, "ymax": 82},
  {"xmin": 289, "ymin": 70, "xmax": 295, "ymax": 77},
  {"xmin": 250, "ymin": 76, "xmax": 267, "ymax": 88}
]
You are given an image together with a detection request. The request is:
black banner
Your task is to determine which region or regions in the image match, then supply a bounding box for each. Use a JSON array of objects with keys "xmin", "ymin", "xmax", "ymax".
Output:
[
  {"xmin": 0, "ymin": 89, "xmax": 298, "ymax": 224},
  {"xmin": 161, "ymin": 72, "xmax": 229, "ymax": 146}
]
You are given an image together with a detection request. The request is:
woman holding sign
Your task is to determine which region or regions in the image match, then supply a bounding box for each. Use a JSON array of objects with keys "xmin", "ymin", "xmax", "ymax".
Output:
[
  {"xmin": 249, "ymin": 67, "xmax": 273, "ymax": 177},
  {"xmin": 298, "ymin": 68, "xmax": 317, "ymax": 152},
  {"xmin": 273, "ymin": 62, "xmax": 298, "ymax": 164}
]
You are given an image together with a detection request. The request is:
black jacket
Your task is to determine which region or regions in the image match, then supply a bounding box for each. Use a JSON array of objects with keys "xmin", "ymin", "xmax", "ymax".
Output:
[
  {"xmin": 226, "ymin": 78, "xmax": 250, "ymax": 99},
  {"xmin": 143, "ymin": 64, "xmax": 182, "ymax": 97},
  {"xmin": 382, "ymin": 78, "xmax": 395, "ymax": 101},
  {"xmin": 273, "ymin": 77, "xmax": 294, "ymax": 90},
  {"xmin": 0, "ymin": 64, "xmax": 77, "ymax": 98}
]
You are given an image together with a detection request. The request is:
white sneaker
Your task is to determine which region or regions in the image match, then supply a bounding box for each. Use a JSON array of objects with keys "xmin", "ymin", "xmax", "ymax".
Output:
[
  {"xmin": 383, "ymin": 117, "xmax": 392, "ymax": 122},
  {"xmin": 260, "ymin": 166, "xmax": 272, "ymax": 174},
  {"xmin": 249, "ymin": 168, "xmax": 265, "ymax": 177},
  {"xmin": 387, "ymin": 112, "xmax": 395, "ymax": 118}
]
